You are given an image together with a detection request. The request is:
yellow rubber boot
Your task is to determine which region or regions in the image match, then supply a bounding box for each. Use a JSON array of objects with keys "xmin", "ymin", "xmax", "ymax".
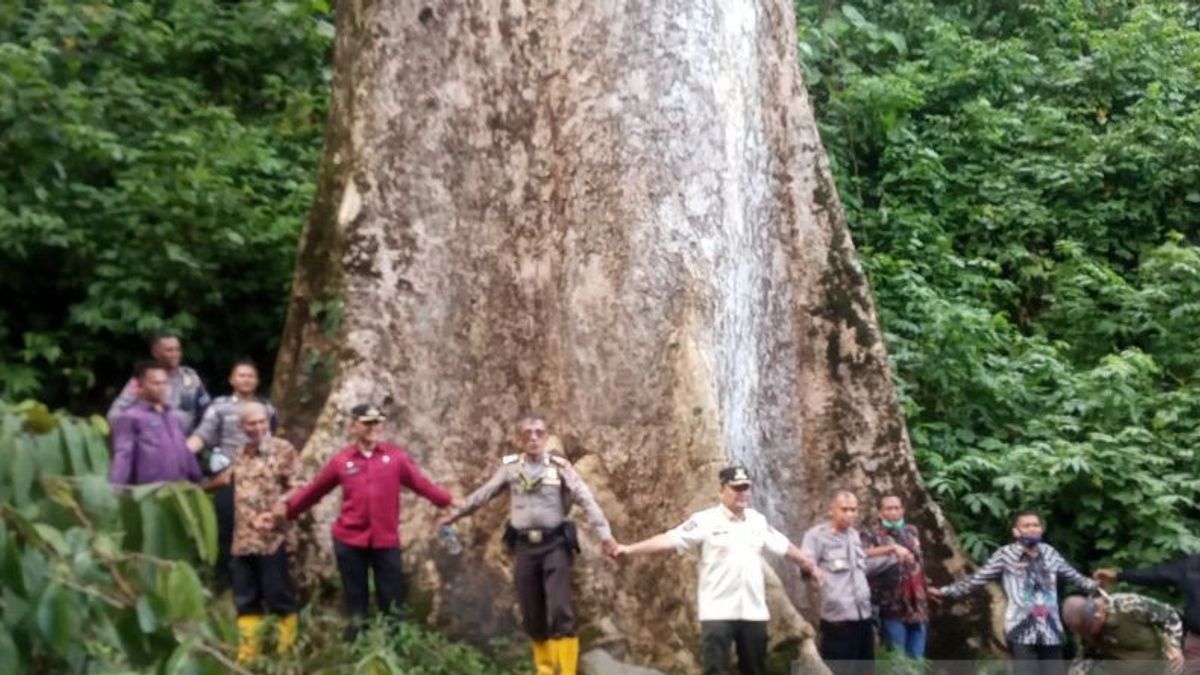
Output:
[
  {"xmin": 276, "ymin": 613, "xmax": 298, "ymax": 654},
  {"xmin": 236, "ymin": 614, "xmax": 263, "ymax": 664},
  {"xmin": 554, "ymin": 637, "xmax": 579, "ymax": 675},
  {"xmin": 531, "ymin": 640, "xmax": 555, "ymax": 675}
]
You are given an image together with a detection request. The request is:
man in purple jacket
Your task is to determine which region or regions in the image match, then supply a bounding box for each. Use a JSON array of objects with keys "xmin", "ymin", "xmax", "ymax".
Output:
[{"xmin": 109, "ymin": 361, "xmax": 202, "ymax": 486}]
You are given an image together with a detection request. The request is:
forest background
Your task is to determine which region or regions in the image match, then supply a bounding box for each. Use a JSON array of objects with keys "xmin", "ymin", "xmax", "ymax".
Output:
[{"xmin": 2, "ymin": 0, "xmax": 1200, "ymax": 672}]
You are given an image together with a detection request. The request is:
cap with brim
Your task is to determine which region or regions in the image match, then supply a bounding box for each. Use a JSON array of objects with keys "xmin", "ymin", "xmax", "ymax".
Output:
[
  {"xmin": 719, "ymin": 466, "xmax": 752, "ymax": 487},
  {"xmin": 351, "ymin": 404, "xmax": 387, "ymax": 423}
]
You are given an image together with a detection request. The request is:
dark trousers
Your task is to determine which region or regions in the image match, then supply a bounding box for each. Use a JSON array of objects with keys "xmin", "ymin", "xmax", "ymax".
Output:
[
  {"xmin": 820, "ymin": 619, "xmax": 875, "ymax": 675},
  {"xmin": 1009, "ymin": 643, "xmax": 1065, "ymax": 675},
  {"xmin": 700, "ymin": 620, "xmax": 768, "ymax": 675},
  {"xmin": 333, "ymin": 539, "xmax": 404, "ymax": 639},
  {"xmin": 231, "ymin": 547, "xmax": 297, "ymax": 616},
  {"xmin": 513, "ymin": 533, "xmax": 575, "ymax": 641},
  {"xmin": 212, "ymin": 484, "xmax": 234, "ymax": 586}
]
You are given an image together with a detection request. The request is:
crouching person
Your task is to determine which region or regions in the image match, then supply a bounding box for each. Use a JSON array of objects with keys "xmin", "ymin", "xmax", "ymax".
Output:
[{"xmin": 230, "ymin": 401, "xmax": 299, "ymax": 663}]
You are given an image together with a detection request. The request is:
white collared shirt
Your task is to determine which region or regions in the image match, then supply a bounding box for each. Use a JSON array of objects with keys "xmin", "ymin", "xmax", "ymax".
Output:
[{"xmin": 666, "ymin": 505, "xmax": 791, "ymax": 621}]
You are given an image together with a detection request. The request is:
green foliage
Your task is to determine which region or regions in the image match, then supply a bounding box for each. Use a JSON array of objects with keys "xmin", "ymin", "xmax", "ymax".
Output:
[
  {"xmin": 246, "ymin": 614, "xmax": 525, "ymax": 675},
  {"xmin": 0, "ymin": 0, "xmax": 332, "ymax": 409},
  {"xmin": 0, "ymin": 400, "xmax": 525, "ymax": 673},
  {"xmin": 0, "ymin": 400, "xmax": 231, "ymax": 673},
  {"xmin": 798, "ymin": 0, "xmax": 1200, "ymax": 568}
]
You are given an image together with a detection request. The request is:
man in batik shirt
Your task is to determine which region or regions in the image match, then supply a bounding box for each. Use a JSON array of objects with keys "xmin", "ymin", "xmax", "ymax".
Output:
[
  {"xmin": 228, "ymin": 401, "xmax": 298, "ymax": 664},
  {"xmin": 862, "ymin": 494, "xmax": 929, "ymax": 659},
  {"xmin": 930, "ymin": 510, "xmax": 1098, "ymax": 675}
]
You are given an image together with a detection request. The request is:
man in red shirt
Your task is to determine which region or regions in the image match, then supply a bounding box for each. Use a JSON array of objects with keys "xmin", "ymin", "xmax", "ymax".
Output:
[{"xmin": 261, "ymin": 403, "xmax": 455, "ymax": 638}]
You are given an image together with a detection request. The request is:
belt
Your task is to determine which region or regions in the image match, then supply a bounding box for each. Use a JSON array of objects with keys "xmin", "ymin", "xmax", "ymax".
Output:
[{"xmin": 513, "ymin": 527, "xmax": 563, "ymax": 544}]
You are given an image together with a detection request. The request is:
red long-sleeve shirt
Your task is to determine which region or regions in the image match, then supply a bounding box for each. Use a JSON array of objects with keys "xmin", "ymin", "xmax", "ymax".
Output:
[{"xmin": 286, "ymin": 442, "xmax": 452, "ymax": 548}]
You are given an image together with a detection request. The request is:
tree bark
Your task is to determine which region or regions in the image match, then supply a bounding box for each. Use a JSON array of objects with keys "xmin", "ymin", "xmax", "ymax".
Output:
[{"xmin": 273, "ymin": 0, "xmax": 992, "ymax": 669}]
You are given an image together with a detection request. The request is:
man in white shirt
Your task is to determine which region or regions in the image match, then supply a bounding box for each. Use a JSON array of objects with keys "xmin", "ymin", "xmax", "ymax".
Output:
[{"xmin": 613, "ymin": 466, "xmax": 820, "ymax": 675}]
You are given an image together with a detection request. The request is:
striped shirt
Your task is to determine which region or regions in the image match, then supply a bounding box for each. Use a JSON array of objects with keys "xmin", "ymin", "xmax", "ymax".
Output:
[{"xmin": 941, "ymin": 542, "xmax": 1097, "ymax": 645}]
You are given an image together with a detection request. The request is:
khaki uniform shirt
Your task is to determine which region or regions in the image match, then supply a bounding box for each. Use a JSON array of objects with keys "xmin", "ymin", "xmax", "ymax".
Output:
[
  {"xmin": 802, "ymin": 522, "xmax": 895, "ymax": 622},
  {"xmin": 230, "ymin": 436, "xmax": 297, "ymax": 556},
  {"xmin": 453, "ymin": 453, "xmax": 612, "ymax": 541}
]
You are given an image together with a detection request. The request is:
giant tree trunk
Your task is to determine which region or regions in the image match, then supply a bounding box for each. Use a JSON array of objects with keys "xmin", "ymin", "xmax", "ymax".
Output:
[{"xmin": 273, "ymin": 0, "xmax": 993, "ymax": 670}]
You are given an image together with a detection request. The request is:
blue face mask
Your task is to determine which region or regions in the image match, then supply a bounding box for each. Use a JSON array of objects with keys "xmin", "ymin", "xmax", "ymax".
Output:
[
  {"xmin": 1018, "ymin": 535, "xmax": 1042, "ymax": 547},
  {"xmin": 882, "ymin": 518, "xmax": 905, "ymax": 530}
]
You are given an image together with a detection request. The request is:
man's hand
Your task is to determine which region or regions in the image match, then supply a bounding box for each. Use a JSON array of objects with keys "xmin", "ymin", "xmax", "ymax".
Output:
[
  {"xmin": 1166, "ymin": 645, "xmax": 1183, "ymax": 674},
  {"xmin": 252, "ymin": 511, "xmax": 277, "ymax": 531},
  {"xmin": 1093, "ymin": 568, "xmax": 1118, "ymax": 586},
  {"xmin": 601, "ymin": 539, "xmax": 620, "ymax": 558},
  {"xmin": 928, "ymin": 587, "xmax": 944, "ymax": 604},
  {"xmin": 436, "ymin": 513, "xmax": 456, "ymax": 529},
  {"xmin": 892, "ymin": 544, "xmax": 915, "ymax": 565}
]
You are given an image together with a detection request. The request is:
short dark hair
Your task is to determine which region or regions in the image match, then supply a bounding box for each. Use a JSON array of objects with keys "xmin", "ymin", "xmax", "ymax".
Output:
[
  {"xmin": 878, "ymin": 494, "xmax": 903, "ymax": 508},
  {"xmin": 229, "ymin": 358, "xmax": 258, "ymax": 374},
  {"xmin": 1013, "ymin": 509, "xmax": 1041, "ymax": 526},
  {"xmin": 148, "ymin": 331, "xmax": 180, "ymax": 348},
  {"xmin": 134, "ymin": 360, "xmax": 166, "ymax": 381}
]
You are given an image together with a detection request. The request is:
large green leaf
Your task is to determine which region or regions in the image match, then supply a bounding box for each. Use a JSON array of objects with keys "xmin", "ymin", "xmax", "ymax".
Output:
[
  {"xmin": 83, "ymin": 417, "xmax": 110, "ymax": 475},
  {"xmin": 9, "ymin": 440, "xmax": 34, "ymax": 507},
  {"xmin": 34, "ymin": 582, "xmax": 72, "ymax": 653},
  {"xmin": 0, "ymin": 538, "xmax": 25, "ymax": 598},
  {"xmin": 163, "ymin": 564, "xmax": 206, "ymax": 621},
  {"xmin": 78, "ymin": 475, "xmax": 118, "ymax": 523},
  {"xmin": 0, "ymin": 627, "xmax": 21, "ymax": 675},
  {"xmin": 58, "ymin": 419, "xmax": 88, "ymax": 476}
]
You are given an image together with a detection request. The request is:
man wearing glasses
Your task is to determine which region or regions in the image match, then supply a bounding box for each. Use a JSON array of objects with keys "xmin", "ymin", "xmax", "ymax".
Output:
[
  {"xmin": 439, "ymin": 413, "xmax": 617, "ymax": 675},
  {"xmin": 611, "ymin": 466, "xmax": 821, "ymax": 675},
  {"xmin": 261, "ymin": 403, "xmax": 456, "ymax": 639}
]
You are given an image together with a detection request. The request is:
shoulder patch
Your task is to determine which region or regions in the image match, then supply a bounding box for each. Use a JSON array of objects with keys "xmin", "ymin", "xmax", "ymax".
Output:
[
  {"xmin": 548, "ymin": 454, "xmax": 570, "ymax": 467},
  {"xmin": 502, "ymin": 453, "xmax": 520, "ymax": 464}
]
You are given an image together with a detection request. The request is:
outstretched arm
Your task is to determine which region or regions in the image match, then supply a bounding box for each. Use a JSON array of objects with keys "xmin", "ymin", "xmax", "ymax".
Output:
[
  {"xmin": 616, "ymin": 533, "xmax": 678, "ymax": 557},
  {"xmin": 938, "ymin": 548, "xmax": 1008, "ymax": 600},
  {"xmin": 439, "ymin": 465, "xmax": 508, "ymax": 526},
  {"xmin": 560, "ymin": 463, "xmax": 613, "ymax": 542}
]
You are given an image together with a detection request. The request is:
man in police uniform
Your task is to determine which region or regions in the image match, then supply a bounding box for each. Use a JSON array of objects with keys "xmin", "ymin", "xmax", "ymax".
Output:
[
  {"xmin": 612, "ymin": 466, "xmax": 820, "ymax": 675},
  {"xmin": 439, "ymin": 413, "xmax": 618, "ymax": 675},
  {"xmin": 108, "ymin": 332, "xmax": 210, "ymax": 433},
  {"xmin": 187, "ymin": 359, "xmax": 279, "ymax": 585}
]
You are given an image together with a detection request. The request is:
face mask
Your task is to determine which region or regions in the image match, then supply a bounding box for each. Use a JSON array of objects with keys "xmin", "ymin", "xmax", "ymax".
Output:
[
  {"xmin": 1018, "ymin": 535, "xmax": 1042, "ymax": 547},
  {"xmin": 882, "ymin": 518, "xmax": 905, "ymax": 530}
]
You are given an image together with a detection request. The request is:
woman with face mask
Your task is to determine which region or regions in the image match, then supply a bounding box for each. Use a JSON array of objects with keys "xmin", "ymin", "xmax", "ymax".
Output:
[{"xmin": 929, "ymin": 510, "xmax": 1099, "ymax": 675}]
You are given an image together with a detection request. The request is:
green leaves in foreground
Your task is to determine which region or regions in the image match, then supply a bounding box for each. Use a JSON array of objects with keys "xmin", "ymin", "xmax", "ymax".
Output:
[{"xmin": 0, "ymin": 401, "xmax": 232, "ymax": 673}]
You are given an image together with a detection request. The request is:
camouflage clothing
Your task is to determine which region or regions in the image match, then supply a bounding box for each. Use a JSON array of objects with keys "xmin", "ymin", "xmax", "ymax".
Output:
[
  {"xmin": 231, "ymin": 437, "xmax": 297, "ymax": 556},
  {"xmin": 1069, "ymin": 593, "xmax": 1183, "ymax": 675}
]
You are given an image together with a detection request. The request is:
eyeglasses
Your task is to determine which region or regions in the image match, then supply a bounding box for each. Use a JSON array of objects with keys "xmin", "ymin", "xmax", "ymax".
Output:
[{"xmin": 520, "ymin": 429, "xmax": 547, "ymax": 438}]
